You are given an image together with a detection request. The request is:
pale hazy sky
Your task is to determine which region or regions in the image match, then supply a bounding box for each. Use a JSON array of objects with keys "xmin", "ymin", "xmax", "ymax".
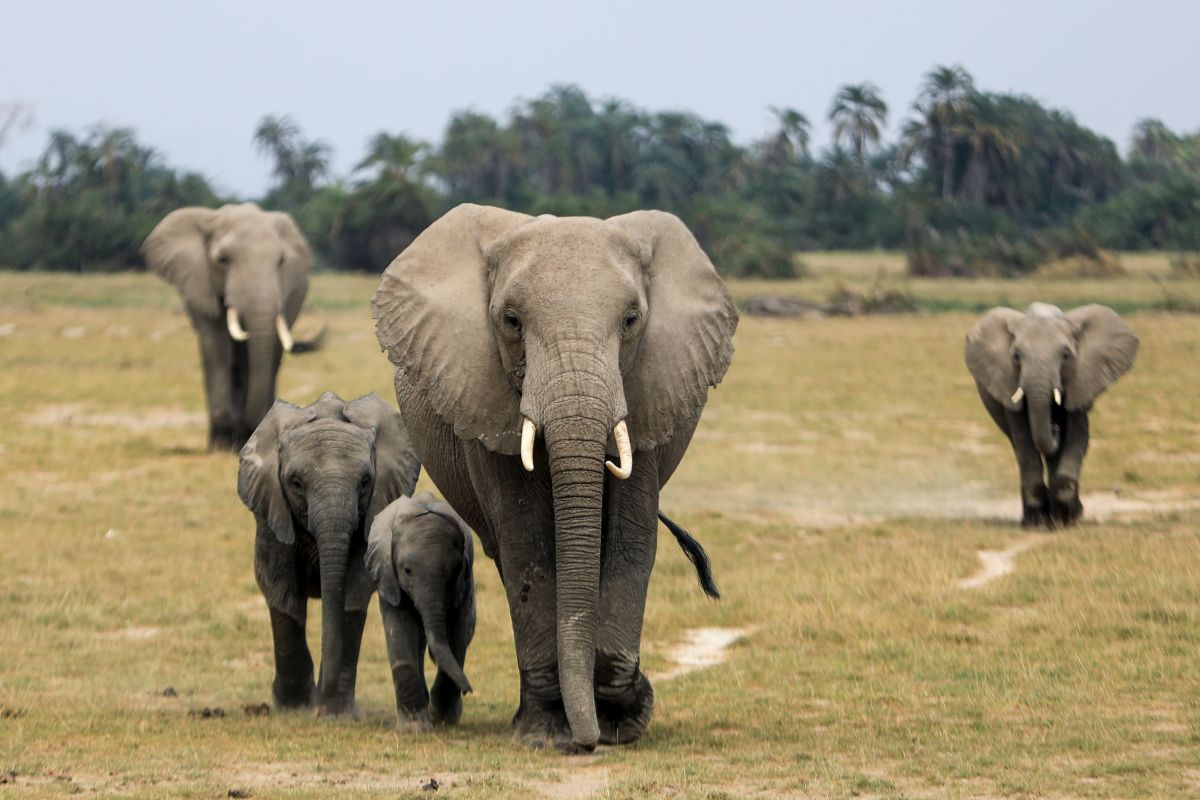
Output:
[{"xmin": 2, "ymin": 0, "xmax": 1197, "ymax": 196}]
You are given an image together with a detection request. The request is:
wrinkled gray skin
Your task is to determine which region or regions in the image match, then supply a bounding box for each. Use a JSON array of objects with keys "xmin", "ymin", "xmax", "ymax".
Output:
[
  {"xmin": 237, "ymin": 392, "xmax": 420, "ymax": 716},
  {"xmin": 372, "ymin": 204, "xmax": 737, "ymax": 752},
  {"xmin": 143, "ymin": 203, "xmax": 314, "ymax": 451},
  {"xmin": 966, "ymin": 303, "xmax": 1138, "ymax": 528},
  {"xmin": 367, "ymin": 491, "xmax": 476, "ymax": 732}
]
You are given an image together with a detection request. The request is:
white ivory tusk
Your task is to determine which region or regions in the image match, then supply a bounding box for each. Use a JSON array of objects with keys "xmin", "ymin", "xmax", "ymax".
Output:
[
  {"xmin": 226, "ymin": 307, "xmax": 249, "ymax": 341},
  {"xmin": 275, "ymin": 315, "xmax": 294, "ymax": 352},
  {"xmin": 1053, "ymin": 388, "xmax": 1062, "ymax": 405},
  {"xmin": 520, "ymin": 418, "xmax": 536, "ymax": 472},
  {"xmin": 604, "ymin": 420, "xmax": 633, "ymax": 480},
  {"xmin": 1011, "ymin": 387, "xmax": 1024, "ymax": 404}
]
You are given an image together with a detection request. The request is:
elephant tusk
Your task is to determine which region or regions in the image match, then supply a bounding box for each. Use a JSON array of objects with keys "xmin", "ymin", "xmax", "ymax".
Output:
[
  {"xmin": 520, "ymin": 418, "xmax": 536, "ymax": 472},
  {"xmin": 1054, "ymin": 388, "xmax": 1062, "ymax": 406},
  {"xmin": 226, "ymin": 307, "xmax": 249, "ymax": 342},
  {"xmin": 1010, "ymin": 387, "xmax": 1024, "ymax": 404},
  {"xmin": 605, "ymin": 420, "xmax": 633, "ymax": 480},
  {"xmin": 275, "ymin": 315, "xmax": 294, "ymax": 353}
]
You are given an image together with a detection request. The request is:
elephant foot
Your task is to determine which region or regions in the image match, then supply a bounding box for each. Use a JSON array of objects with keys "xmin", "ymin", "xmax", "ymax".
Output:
[
  {"xmin": 429, "ymin": 690, "xmax": 463, "ymax": 727},
  {"xmin": 511, "ymin": 701, "xmax": 573, "ymax": 751},
  {"xmin": 1050, "ymin": 479, "xmax": 1083, "ymax": 527},
  {"xmin": 272, "ymin": 676, "xmax": 316, "ymax": 710},
  {"xmin": 595, "ymin": 654, "xmax": 654, "ymax": 745},
  {"xmin": 396, "ymin": 706, "xmax": 433, "ymax": 733},
  {"xmin": 1020, "ymin": 505, "xmax": 1052, "ymax": 529},
  {"xmin": 209, "ymin": 428, "xmax": 240, "ymax": 453},
  {"xmin": 315, "ymin": 694, "xmax": 357, "ymax": 719}
]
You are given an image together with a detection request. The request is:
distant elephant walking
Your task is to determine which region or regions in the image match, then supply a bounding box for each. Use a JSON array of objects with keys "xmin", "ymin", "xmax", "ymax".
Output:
[
  {"xmin": 965, "ymin": 302, "xmax": 1138, "ymax": 527},
  {"xmin": 143, "ymin": 203, "xmax": 321, "ymax": 451}
]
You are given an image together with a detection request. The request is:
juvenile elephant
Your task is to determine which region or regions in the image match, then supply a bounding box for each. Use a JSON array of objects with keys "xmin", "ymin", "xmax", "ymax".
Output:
[
  {"xmin": 237, "ymin": 392, "xmax": 420, "ymax": 716},
  {"xmin": 367, "ymin": 491, "xmax": 476, "ymax": 732},
  {"xmin": 143, "ymin": 203, "xmax": 321, "ymax": 452},
  {"xmin": 373, "ymin": 204, "xmax": 737, "ymax": 751},
  {"xmin": 965, "ymin": 302, "xmax": 1138, "ymax": 527}
]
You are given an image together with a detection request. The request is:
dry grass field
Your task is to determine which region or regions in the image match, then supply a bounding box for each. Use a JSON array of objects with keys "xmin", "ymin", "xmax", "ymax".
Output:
[{"xmin": 1, "ymin": 256, "xmax": 1198, "ymax": 798}]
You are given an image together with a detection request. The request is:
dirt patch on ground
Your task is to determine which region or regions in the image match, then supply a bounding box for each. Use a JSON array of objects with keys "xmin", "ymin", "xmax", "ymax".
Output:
[
  {"xmin": 650, "ymin": 627, "xmax": 749, "ymax": 682},
  {"xmin": 958, "ymin": 538, "xmax": 1043, "ymax": 589},
  {"xmin": 27, "ymin": 403, "xmax": 203, "ymax": 432},
  {"xmin": 526, "ymin": 767, "xmax": 611, "ymax": 800}
]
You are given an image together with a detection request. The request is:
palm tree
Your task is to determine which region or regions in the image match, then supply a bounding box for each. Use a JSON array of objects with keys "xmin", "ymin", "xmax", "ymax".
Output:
[
  {"xmin": 356, "ymin": 133, "xmax": 423, "ymax": 182},
  {"xmin": 912, "ymin": 65, "xmax": 976, "ymax": 199},
  {"xmin": 1129, "ymin": 118, "xmax": 1179, "ymax": 164},
  {"xmin": 828, "ymin": 83, "xmax": 888, "ymax": 163},
  {"xmin": 764, "ymin": 106, "xmax": 811, "ymax": 165}
]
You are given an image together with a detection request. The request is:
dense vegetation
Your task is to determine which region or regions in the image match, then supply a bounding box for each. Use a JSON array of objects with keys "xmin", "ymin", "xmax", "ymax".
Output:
[{"xmin": 1, "ymin": 66, "xmax": 1198, "ymax": 276}]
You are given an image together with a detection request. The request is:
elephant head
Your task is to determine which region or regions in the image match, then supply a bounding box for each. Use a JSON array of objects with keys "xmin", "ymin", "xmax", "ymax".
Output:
[
  {"xmin": 373, "ymin": 204, "xmax": 737, "ymax": 749},
  {"xmin": 143, "ymin": 203, "xmax": 312, "ymax": 430},
  {"xmin": 367, "ymin": 491, "xmax": 474, "ymax": 695},
  {"xmin": 238, "ymin": 392, "xmax": 421, "ymax": 706},
  {"xmin": 966, "ymin": 302, "xmax": 1138, "ymax": 455}
]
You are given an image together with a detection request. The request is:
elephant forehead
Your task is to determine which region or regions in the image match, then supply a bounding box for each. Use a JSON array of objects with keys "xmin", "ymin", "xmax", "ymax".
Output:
[
  {"xmin": 491, "ymin": 216, "xmax": 641, "ymax": 271},
  {"xmin": 279, "ymin": 419, "xmax": 373, "ymax": 456}
]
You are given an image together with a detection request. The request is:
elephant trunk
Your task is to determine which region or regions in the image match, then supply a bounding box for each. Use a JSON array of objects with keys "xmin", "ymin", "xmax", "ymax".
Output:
[
  {"xmin": 414, "ymin": 590, "xmax": 471, "ymax": 694},
  {"xmin": 541, "ymin": 377, "xmax": 614, "ymax": 752},
  {"xmin": 242, "ymin": 308, "xmax": 281, "ymax": 431},
  {"xmin": 1025, "ymin": 379, "xmax": 1060, "ymax": 457},
  {"xmin": 312, "ymin": 505, "xmax": 356, "ymax": 704}
]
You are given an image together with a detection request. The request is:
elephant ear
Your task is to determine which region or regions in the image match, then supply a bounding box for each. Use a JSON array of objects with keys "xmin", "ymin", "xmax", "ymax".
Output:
[
  {"xmin": 142, "ymin": 207, "xmax": 220, "ymax": 318},
  {"xmin": 1064, "ymin": 304, "xmax": 1139, "ymax": 411},
  {"xmin": 965, "ymin": 307, "xmax": 1024, "ymax": 411},
  {"xmin": 372, "ymin": 204, "xmax": 534, "ymax": 454},
  {"xmin": 343, "ymin": 394, "xmax": 422, "ymax": 521},
  {"xmin": 365, "ymin": 495, "xmax": 416, "ymax": 606},
  {"xmin": 606, "ymin": 210, "xmax": 739, "ymax": 450},
  {"xmin": 269, "ymin": 211, "xmax": 312, "ymax": 322},
  {"xmin": 237, "ymin": 400, "xmax": 315, "ymax": 544}
]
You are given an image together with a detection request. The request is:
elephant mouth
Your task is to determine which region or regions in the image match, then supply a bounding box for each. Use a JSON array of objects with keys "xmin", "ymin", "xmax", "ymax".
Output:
[{"xmin": 519, "ymin": 416, "xmax": 633, "ymax": 480}]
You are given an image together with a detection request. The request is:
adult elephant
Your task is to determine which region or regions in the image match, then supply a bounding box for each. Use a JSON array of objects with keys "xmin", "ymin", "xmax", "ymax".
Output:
[
  {"xmin": 143, "ymin": 203, "xmax": 320, "ymax": 451},
  {"xmin": 966, "ymin": 302, "xmax": 1138, "ymax": 527},
  {"xmin": 372, "ymin": 204, "xmax": 737, "ymax": 752}
]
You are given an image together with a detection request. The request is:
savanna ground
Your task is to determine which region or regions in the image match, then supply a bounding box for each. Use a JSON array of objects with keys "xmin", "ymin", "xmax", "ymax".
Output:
[{"xmin": 1, "ymin": 254, "xmax": 1198, "ymax": 798}]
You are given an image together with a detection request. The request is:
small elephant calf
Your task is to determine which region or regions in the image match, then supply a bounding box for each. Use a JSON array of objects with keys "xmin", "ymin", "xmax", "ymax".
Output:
[
  {"xmin": 366, "ymin": 491, "xmax": 476, "ymax": 731},
  {"xmin": 237, "ymin": 392, "xmax": 420, "ymax": 716}
]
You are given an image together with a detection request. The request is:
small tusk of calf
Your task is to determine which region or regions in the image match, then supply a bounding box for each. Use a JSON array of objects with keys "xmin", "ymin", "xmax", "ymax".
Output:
[
  {"xmin": 520, "ymin": 418, "xmax": 536, "ymax": 472},
  {"xmin": 1053, "ymin": 388, "xmax": 1062, "ymax": 406},
  {"xmin": 1011, "ymin": 387, "xmax": 1024, "ymax": 404}
]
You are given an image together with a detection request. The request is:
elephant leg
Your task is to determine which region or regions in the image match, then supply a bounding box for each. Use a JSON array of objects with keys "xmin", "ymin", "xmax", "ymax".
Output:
[
  {"xmin": 1049, "ymin": 410, "xmax": 1088, "ymax": 527},
  {"xmin": 191, "ymin": 314, "xmax": 238, "ymax": 452},
  {"xmin": 1005, "ymin": 409, "xmax": 1050, "ymax": 528},
  {"xmin": 594, "ymin": 458, "xmax": 659, "ymax": 745},
  {"xmin": 318, "ymin": 609, "xmax": 366, "ymax": 717},
  {"xmin": 429, "ymin": 601, "xmax": 474, "ymax": 727},
  {"xmin": 379, "ymin": 596, "xmax": 432, "ymax": 732},
  {"xmin": 268, "ymin": 607, "xmax": 315, "ymax": 709}
]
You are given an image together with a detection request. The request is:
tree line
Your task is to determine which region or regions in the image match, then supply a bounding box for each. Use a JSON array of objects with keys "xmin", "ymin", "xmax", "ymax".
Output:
[{"xmin": 1, "ymin": 65, "xmax": 1198, "ymax": 277}]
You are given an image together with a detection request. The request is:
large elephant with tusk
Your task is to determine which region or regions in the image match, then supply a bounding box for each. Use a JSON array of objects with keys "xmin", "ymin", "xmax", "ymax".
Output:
[
  {"xmin": 143, "ymin": 203, "xmax": 321, "ymax": 451},
  {"xmin": 372, "ymin": 204, "xmax": 737, "ymax": 752},
  {"xmin": 966, "ymin": 302, "xmax": 1138, "ymax": 527}
]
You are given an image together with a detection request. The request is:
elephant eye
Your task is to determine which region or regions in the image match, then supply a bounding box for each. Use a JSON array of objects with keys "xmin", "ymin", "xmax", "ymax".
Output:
[
  {"xmin": 216, "ymin": 252, "xmax": 231, "ymax": 266},
  {"xmin": 277, "ymin": 253, "xmax": 285, "ymax": 268},
  {"xmin": 288, "ymin": 474, "xmax": 304, "ymax": 494},
  {"xmin": 1062, "ymin": 347, "xmax": 1074, "ymax": 360},
  {"xmin": 623, "ymin": 310, "xmax": 640, "ymax": 330},
  {"xmin": 502, "ymin": 310, "xmax": 522, "ymax": 333}
]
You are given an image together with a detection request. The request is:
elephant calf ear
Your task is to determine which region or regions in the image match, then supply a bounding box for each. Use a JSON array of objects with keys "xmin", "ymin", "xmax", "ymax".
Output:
[
  {"xmin": 343, "ymin": 394, "xmax": 422, "ymax": 522},
  {"xmin": 606, "ymin": 210, "xmax": 739, "ymax": 451},
  {"xmin": 142, "ymin": 207, "xmax": 221, "ymax": 318},
  {"xmin": 237, "ymin": 400, "xmax": 314, "ymax": 544},
  {"xmin": 964, "ymin": 307, "xmax": 1024, "ymax": 411},
  {"xmin": 1064, "ymin": 304, "xmax": 1139, "ymax": 411},
  {"xmin": 365, "ymin": 496, "xmax": 414, "ymax": 606}
]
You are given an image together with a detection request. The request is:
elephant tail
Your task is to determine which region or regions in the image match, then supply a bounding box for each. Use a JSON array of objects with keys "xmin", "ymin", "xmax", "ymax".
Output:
[
  {"xmin": 658, "ymin": 512, "xmax": 719, "ymax": 599},
  {"xmin": 290, "ymin": 325, "xmax": 329, "ymax": 354}
]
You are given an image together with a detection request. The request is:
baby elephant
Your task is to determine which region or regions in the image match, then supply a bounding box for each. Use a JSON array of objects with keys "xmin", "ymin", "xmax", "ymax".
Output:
[
  {"xmin": 966, "ymin": 302, "xmax": 1138, "ymax": 527},
  {"xmin": 366, "ymin": 492, "xmax": 476, "ymax": 731},
  {"xmin": 238, "ymin": 392, "xmax": 420, "ymax": 716}
]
